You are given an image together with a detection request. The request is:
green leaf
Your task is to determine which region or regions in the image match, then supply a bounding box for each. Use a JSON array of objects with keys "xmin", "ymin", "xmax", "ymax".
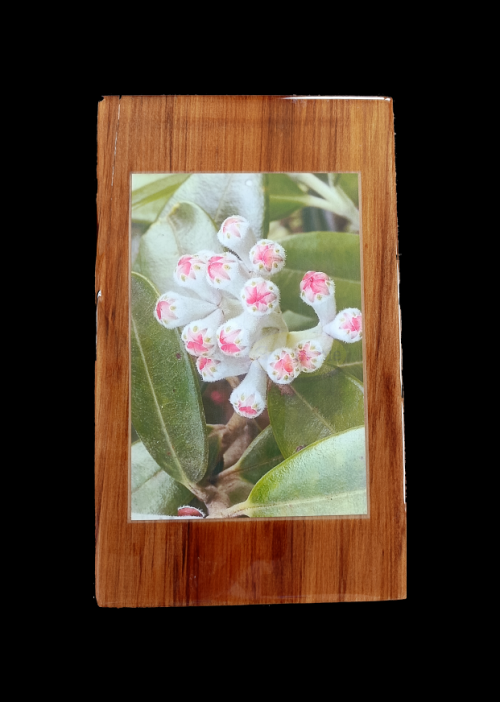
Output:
[
  {"xmin": 137, "ymin": 201, "xmax": 219, "ymax": 294},
  {"xmin": 237, "ymin": 427, "xmax": 367, "ymax": 517},
  {"xmin": 312, "ymin": 339, "xmax": 363, "ymax": 382},
  {"xmin": 331, "ymin": 174, "xmax": 359, "ymax": 207},
  {"xmin": 206, "ymin": 424, "xmax": 224, "ymax": 476},
  {"xmin": 273, "ymin": 231, "xmax": 362, "ymax": 316},
  {"xmin": 159, "ymin": 173, "xmax": 269, "ymax": 238},
  {"xmin": 229, "ymin": 426, "xmax": 283, "ymax": 485},
  {"xmin": 131, "ymin": 272, "xmax": 208, "ymax": 486},
  {"xmin": 131, "ymin": 221, "xmax": 149, "ymax": 270},
  {"xmin": 132, "ymin": 174, "xmax": 173, "ymax": 190},
  {"xmin": 131, "ymin": 174, "xmax": 190, "ymax": 224},
  {"xmin": 267, "ymin": 368, "xmax": 365, "ymax": 458},
  {"xmin": 131, "ymin": 441, "xmax": 194, "ymax": 515},
  {"xmin": 268, "ymin": 173, "xmax": 306, "ymax": 221},
  {"xmin": 216, "ymin": 426, "xmax": 283, "ymax": 506}
]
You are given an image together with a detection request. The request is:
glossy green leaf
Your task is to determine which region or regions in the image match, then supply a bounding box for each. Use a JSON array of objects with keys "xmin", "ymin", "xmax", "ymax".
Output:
[
  {"xmin": 216, "ymin": 426, "xmax": 283, "ymax": 506},
  {"xmin": 273, "ymin": 231, "xmax": 362, "ymax": 315},
  {"xmin": 131, "ymin": 174, "xmax": 190, "ymax": 224},
  {"xmin": 312, "ymin": 339, "xmax": 363, "ymax": 382},
  {"xmin": 159, "ymin": 173, "xmax": 269, "ymax": 238},
  {"xmin": 237, "ymin": 427, "xmax": 367, "ymax": 517},
  {"xmin": 131, "ymin": 272, "xmax": 208, "ymax": 486},
  {"xmin": 229, "ymin": 426, "xmax": 283, "ymax": 485},
  {"xmin": 268, "ymin": 173, "xmax": 306, "ymax": 221},
  {"xmin": 267, "ymin": 368, "xmax": 365, "ymax": 458},
  {"xmin": 137, "ymin": 201, "xmax": 219, "ymax": 294},
  {"xmin": 131, "ymin": 441, "xmax": 194, "ymax": 515}
]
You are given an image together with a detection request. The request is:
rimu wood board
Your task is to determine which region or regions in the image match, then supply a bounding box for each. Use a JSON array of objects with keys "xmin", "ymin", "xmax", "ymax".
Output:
[{"xmin": 95, "ymin": 95, "xmax": 406, "ymax": 606}]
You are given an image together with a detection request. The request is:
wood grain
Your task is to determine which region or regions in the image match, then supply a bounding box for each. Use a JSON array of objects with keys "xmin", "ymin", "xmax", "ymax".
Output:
[{"xmin": 95, "ymin": 96, "xmax": 406, "ymax": 606}]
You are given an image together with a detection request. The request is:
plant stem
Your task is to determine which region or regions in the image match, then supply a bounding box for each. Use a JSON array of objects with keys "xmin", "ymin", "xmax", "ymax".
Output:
[
  {"xmin": 292, "ymin": 173, "xmax": 360, "ymax": 230},
  {"xmin": 220, "ymin": 411, "xmax": 248, "ymax": 453},
  {"xmin": 207, "ymin": 501, "xmax": 248, "ymax": 519},
  {"xmin": 275, "ymin": 194, "xmax": 340, "ymax": 214},
  {"xmin": 226, "ymin": 376, "xmax": 240, "ymax": 389}
]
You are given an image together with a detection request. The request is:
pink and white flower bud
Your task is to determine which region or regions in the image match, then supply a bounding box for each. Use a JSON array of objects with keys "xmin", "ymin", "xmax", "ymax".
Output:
[
  {"xmin": 217, "ymin": 215, "xmax": 257, "ymax": 260},
  {"xmin": 229, "ymin": 361, "xmax": 268, "ymax": 418},
  {"xmin": 240, "ymin": 277, "xmax": 280, "ymax": 316},
  {"xmin": 295, "ymin": 340, "xmax": 325, "ymax": 373},
  {"xmin": 299, "ymin": 271, "xmax": 336, "ymax": 325},
  {"xmin": 249, "ymin": 239, "xmax": 286, "ymax": 275},
  {"xmin": 181, "ymin": 310, "xmax": 223, "ymax": 357},
  {"xmin": 216, "ymin": 312, "xmax": 267, "ymax": 358},
  {"xmin": 154, "ymin": 291, "xmax": 217, "ymax": 329},
  {"xmin": 174, "ymin": 251, "xmax": 221, "ymax": 304},
  {"xmin": 217, "ymin": 322, "xmax": 251, "ymax": 358},
  {"xmin": 264, "ymin": 347, "xmax": 300, "ymax": 384},
  {"xmin": 206, "ymin": 252, "xmax": 251, "ymax": 298},
  {"xmin": 323, "ymin": 308, "xmax": 362, "ymax": 343},
  {"xmin": 196, "ymin": 353, "xmax": 251, "ymax": 382},
  {"xmin": 175, "ymin": 252, "xmax": 208, "ymax": 284}
]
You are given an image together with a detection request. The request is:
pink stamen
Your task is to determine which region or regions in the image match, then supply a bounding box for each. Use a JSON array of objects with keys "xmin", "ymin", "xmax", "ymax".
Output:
[
  {"xmin": 244, "ymin": 280, "xmax": 277, "ymax": 312},
  {"xmin": 268, "ymin": 349, "xmax": 299, "ymax": 382},
  {"xmin": 341, "ymin": 315, "xmax": 362, "ymax": 334},
  {"xmin": 300, "ymin": 271, "xmax": 332, "ymax": 303},
  {"xmin": 223, "ymin": 216, "xmax": 243, "ymax": 238},
  {"xmin": 196, "ymin": 355, "xmax": 221, "ymax": 380},
  {"xmin": 184, "ymin": 326, "xmax": 210, "ymax": 356},
  {"xmin": 275, "ymin": 355, "xmax": 294, "ymax": 377},
  {"xmin": 177, "ymin": 255, "xmax": 196, "ymax": 279},
  {"xmin": 197, "ymin": 356, "xmax": 212, "ymax": 372},
  {"xmin": 207, "ymin": 255, "xmax": 232, "ymax": 282},
  {"xmin": 156, "ymin": 299, "xmax": 177, "ymax": 322},
  {"xmin": 219, "ymin": 327, "xmax": 245, "ymax": 355},
  {"xmin": 251, "ymin": 242, "xmax": 284, "ymax": 272},
  {"xmin": 297, "ymin": 342, "xmax": 322, "ymax": 370},
  {"xmin": 236, "ymin": 394, "xmax": 258, "ymax": 417}
]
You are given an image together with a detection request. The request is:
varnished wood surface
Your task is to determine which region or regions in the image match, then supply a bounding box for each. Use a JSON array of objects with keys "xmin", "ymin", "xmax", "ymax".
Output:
[{"xmin": 95, "ymin": 96, "xmax": 406, "ymax": 606}]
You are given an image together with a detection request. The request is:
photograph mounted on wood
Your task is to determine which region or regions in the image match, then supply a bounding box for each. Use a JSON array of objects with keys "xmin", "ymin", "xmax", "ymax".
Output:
[
  {"xmin": 96, "ymin": 95, "xmax": 405, "ymax": 606},
  {"xmin": 131, "ymin": 172, "xmax": 366, "ymax": 520}
]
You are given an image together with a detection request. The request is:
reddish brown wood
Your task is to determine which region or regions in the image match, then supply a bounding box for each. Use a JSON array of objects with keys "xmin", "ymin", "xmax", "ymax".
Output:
[{"xmin": 95, "ymin": 96, "xmax": 406, "ymax": 606}]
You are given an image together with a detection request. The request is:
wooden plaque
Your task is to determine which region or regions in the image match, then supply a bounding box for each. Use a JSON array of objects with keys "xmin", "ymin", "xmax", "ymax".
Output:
[{"xmin": 95, "ymin": 95, "xmax": 406, "ymax": 606}]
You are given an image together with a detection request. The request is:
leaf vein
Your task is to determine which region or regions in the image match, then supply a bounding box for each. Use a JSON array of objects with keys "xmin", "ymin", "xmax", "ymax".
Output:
[
  {"xmin": 132, "ymin": 468, "xmax": 164, "ymax": 494},
  {"xmin": 131, "ymin": 315, "xmax": 184, "ymax": 477},
  {"xmin": 289, "ymin": 385, "xmax": 336, "ymax": 432},
  {"xmin": 232, "ymin": 454, "xmax": 283, "ymax": 476},
  {"xmin": 215, "ymin": 175, "xmax": 234, "ymax": 223},
  {"xmin": 245, "ymin": 489, "xmax": 367, "ymax": 514}
]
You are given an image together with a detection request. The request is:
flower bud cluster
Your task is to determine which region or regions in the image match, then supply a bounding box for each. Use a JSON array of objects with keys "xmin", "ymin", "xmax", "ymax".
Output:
[
  {"xmin": 299, "ymin": 270, "xmax": 362, "ymax": 343},
  {"xmin": 154, "ymin": 214, "xmax": 362, "ymax": 418}
]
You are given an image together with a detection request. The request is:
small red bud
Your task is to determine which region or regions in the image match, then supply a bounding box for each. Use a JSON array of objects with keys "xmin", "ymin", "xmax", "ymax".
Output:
[{"xmin": 177, "ymin": 506, "xmax": 205, "ymax": 517}]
